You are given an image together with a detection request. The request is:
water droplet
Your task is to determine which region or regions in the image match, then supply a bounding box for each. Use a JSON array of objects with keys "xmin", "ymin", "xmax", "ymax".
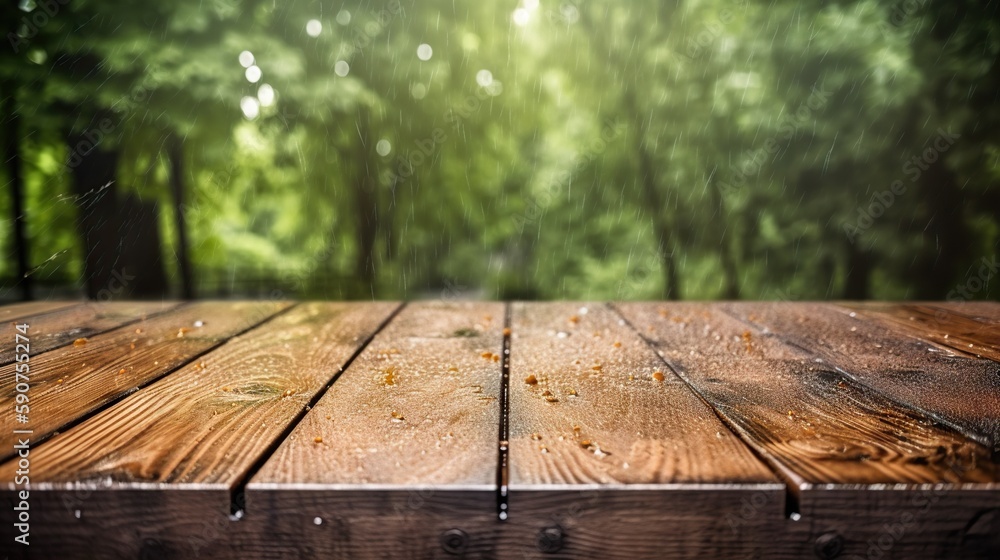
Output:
[
  {"xmin": 313, "ymin": 516, "xmax": 323, "ymax": 525},
  {"xmin": 410, "ymin": 82, "xmax": 427, "ymax": 99},
  {"xmin": 512, "ymin": 8, "xmax": 530, "ymax": 26},
  {"xmin": 334, "ymin": 60, "xmax": 350, "ymax": 77},
  {"xmin": 245, "ymin": 65, "xmax": 262, "ymax": 83},
  {"xmin": 416, "ymin": 43, "xmax": 433, "ymax": 61},
  {"xmin": 238, "ymin": 51, "xmax": 254, "ymax": 68},
  {"xmin": 258, "ymin": 84, "xmax": 275, "ymax": 107},
  {"xmin": 73, "ymin": 338, "xmax": 87, "ymax": 347},
  {"xmin": 376, "ymin": 139, "xmax": 391, "ymax": 156},
  {"xmin": 476, "ymin": 69, "xmax": 493, "ymax": 87},
  {"xmin": 240, "ymin": 96, "xmax": 260, "ymax": 120},
  {"xmin": 306, "ymin": 19, "xmax": 322, "ymax": 37}
]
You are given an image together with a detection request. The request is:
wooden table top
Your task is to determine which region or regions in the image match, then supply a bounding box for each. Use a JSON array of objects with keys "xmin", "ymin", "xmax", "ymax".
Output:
[{"xmin": 0, "ymin": 300, "xmax": 998, "ymax": 559}]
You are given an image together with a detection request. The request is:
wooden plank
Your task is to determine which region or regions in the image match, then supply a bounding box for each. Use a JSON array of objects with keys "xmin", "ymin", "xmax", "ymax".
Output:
[
  {"xmin": 723, "ymin": 302, "xmax": 1000, "ymax": 453},
  {"xmin": 0, "ymin": 300, "xmax": 79, "ymax": 321},
  {"xmin": 502, "ymin": 303, "xmax": 784, "ymax": 559},
  {"xmin": 1, "ymin": 301, "xmax": 181, "ymax": 366},
  {"xmin": 845, "ymin": 302, "xmax": 1000, "ymax": 362},
  {"xmin": 236, "ymin": 301, "xmax": 505, "ymax": 558},
  {"xmin": 0, "ymin": 301, "xmax": 399, "ymax": 559},
  {"xmin": 0, "ymin": 300, "xmax": 291, "ymax": 460},
  {"xmin": 617, "ymin": 302, "xmax": 1000, "ymax": 559}
]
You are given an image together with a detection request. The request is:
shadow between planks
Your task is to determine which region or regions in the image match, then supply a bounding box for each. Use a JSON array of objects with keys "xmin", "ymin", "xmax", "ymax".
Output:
[{"xmin": 0, "ymin": 301, "xmax": 998, "ymax": 559}]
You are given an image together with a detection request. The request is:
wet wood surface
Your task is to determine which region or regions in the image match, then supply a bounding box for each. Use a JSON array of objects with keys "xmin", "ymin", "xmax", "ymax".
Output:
[
  {"xmin": 0, "ymin": 300, "xmax": 998, "ymax": 559},
  {"xmin": 0, "ymin": 302, "xmax": 397, "ymax": 559},
  {"xmin": 239, "ymin": 302, "xmax": 504, "ymax": 558},
  {"xmin": 0, "ymin": 301, "xmax": 179, "ymax": 366},
  {"xmin": 0, "ymin": 300, "xmax": 79, "ymax": 322},
  {"xmin": 720, "ymin": 302, "xmax": 1000, "ymax": 454},
  {"xmin": 846, "ymin": 302, "xmax": 1000, "ymax": 362},
  {"xmin": 505, "ymin": 302, "xmax": 784, "ymax": 558},
  {"xmin": 0, "ymin": 301, "xmax": 291, "ymax": 460}
]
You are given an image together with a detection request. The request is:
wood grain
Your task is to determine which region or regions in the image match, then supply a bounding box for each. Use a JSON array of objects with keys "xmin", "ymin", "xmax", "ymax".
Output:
[
  {"xmin": 1, "ymin": 300, "xmax": 180, "ymax": 365},
  {"xmin": 723, "ymin": 302, "xmax": 1000, "ymax": 453},
  {"xmin": 0, "ymin": 302, "xmax": 398, "ymax": 559},
  {"xmin": 237, "ymin": 302, "xmax": 504, "ymax": 558},
  {"xmin": 2, "ymin": 301, "xmax": 997, "ymax": 559},
  {"xmin": 249, "ymin": 301, "xmax": 504, "ymax": 488},
  {"xmin": 0, "ymin": 300, "xmax": 79, "ymax": 321},
  {"xmin": 0, "ymin": 301, "xmax": 397, "ymax": 485},
  {"xmin": 0, "ymin": 300, "xmax": 290, "ymax": 460},
  {"xmin": 510, "ymin": 302, "xmax": 776, "ymax": 486},
  {"xmin": 845, "ymin": 302, "xmax": 1000, "ymax": 362},
  {"xmin": 505, "ymin": 303, "xmax": 784, "ymax": 558},
  {"xmin": 617, "ymin": 302, "xmax": 998, "ymax": 488},
  {"xmin": 618, "ymin": 302, "xmax": 1000, "ymax": 559}
]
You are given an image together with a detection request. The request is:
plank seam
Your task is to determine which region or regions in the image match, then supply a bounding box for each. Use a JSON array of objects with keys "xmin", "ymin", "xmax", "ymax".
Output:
[
  {"xmin": 0, "ymin": 301, "xmax": 84, "ymax": 323},
  {"xmin": 720, "ymin": 304, "xmax": 999, "ymax": 456},
  {"xmin": 1, "ymin": 301, "xmax": 296, "ymax": 464},
  {"xmin": 228, "ymin": 301, "xmax": 408, "ymax": 518},
  {"xmin": 0, "ymin": 301, "xmax": 189, "ymax": 367},
  {"xmin": 607, "ymin": 302, "xmax": 800, "ymax": 517},
  {"xmin": 497, "ymin": 301, "xmax": 511, "ymax": 521}
]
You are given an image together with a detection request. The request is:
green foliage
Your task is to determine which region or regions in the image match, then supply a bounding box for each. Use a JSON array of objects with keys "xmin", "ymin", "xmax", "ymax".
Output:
[{"xmin": 1, "ymin": 0, "xmax": 997, "ymax": 300}]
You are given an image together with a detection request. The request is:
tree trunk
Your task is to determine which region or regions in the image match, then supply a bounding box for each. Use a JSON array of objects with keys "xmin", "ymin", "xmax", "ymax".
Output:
[
  {"xmin": 637, "ymin": 143, "xmax": 681, "ymax": 300},
  {"xmin": 709, "ymin": 168, "xmax": 741, "ymax": 299},
  {"xmin": 3, "ymin": 91, "xmax": 32, "ymax": 300},
  {"xmin": 842, "ymin": 241, "xmax": 871, "ymax": 299},
  {"xmin": 351, "ymin": 108, "xmax": 380, "ymax": 296},
  {"xmin": 67, "ymin": 132, "xmax": 121, "ymax": 300},
  {"xmin": 67, "ymin": 126, "xmax": 167, "ymax": 300},
  {"xmin": 167, "ymin": 133, "xmax": 195, "ymax": 299},
  {"xmin": 912, "ymin": 162, "xmax": 970, "ymax": 299}
]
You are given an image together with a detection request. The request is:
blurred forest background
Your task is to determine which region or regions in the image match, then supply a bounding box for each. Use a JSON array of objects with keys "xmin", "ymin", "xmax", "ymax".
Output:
[{"xmin": 1, "ymin": 0, "xmax": 998, "ymax": 301}]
